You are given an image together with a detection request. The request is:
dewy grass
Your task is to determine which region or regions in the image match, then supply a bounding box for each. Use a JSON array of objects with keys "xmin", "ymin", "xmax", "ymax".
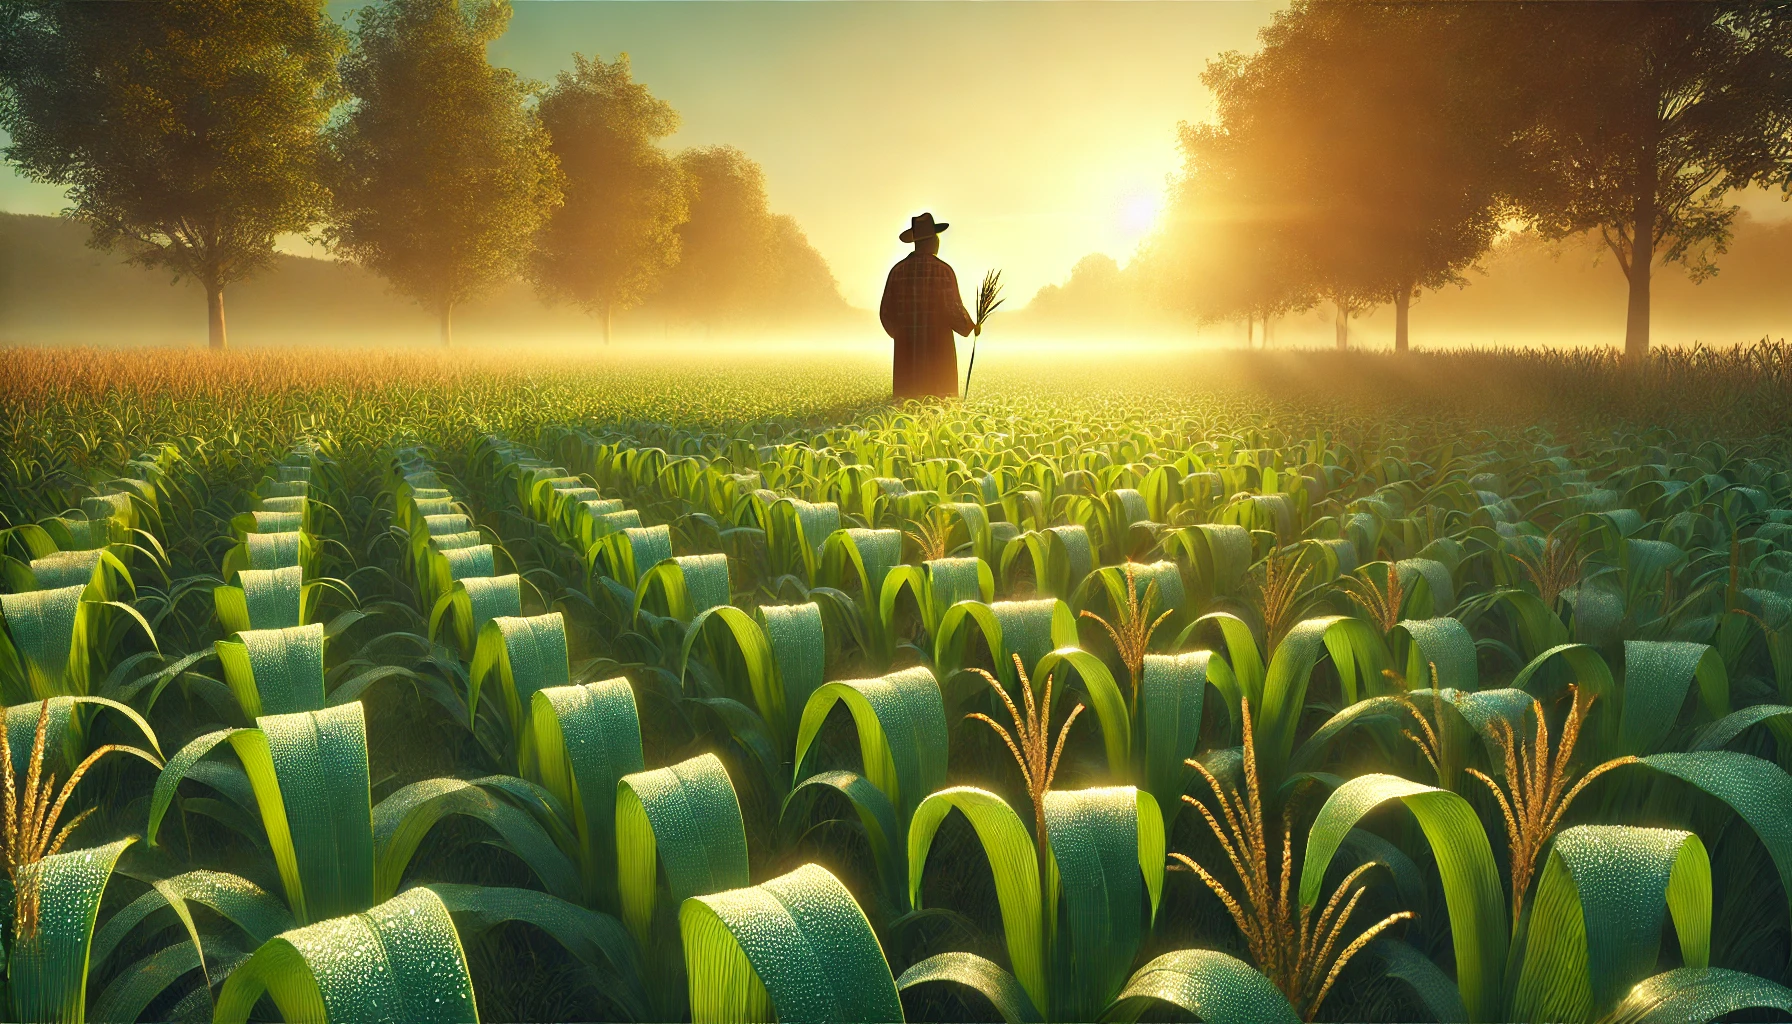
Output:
[{"xmin": 9, "ymin": 343, "xmax": 1792, "ymax": 1021}]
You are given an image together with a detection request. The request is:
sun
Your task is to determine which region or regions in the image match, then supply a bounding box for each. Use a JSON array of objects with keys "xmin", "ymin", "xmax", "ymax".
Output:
[{"xmin": 1118, "ymin": 188, "xmax": 1165, "ymax": 239}]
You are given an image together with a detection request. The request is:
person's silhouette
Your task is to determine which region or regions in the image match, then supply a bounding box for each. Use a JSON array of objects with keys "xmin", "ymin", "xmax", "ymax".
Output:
[{"xmin": 880, "ymin": 212, "xmax": 975, "ymax": 400}]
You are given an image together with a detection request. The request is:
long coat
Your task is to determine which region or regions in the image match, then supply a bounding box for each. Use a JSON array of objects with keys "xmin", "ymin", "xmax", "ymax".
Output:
[{"xmin": 880, "ymin": 252, "xmax": 975, "ymax": 400}]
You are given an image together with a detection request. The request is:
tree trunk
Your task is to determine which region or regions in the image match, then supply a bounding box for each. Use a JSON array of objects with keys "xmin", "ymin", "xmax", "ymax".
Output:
[
  {"xmin": 603, "ymin": 302, "xmax": 613, "ymax": 345},
  {"xmin": 206, "ymin": 283, "xmax": 227, "ymax": 351},
  {"xmin": 1394, "ymin": 284, "xmax": 1412, "ymax": 354},
  {"xmin": 440, "ymin": 300, "xmax": 454, "ymax": 348},
  {"xmin": 1624, "ymin": 148, "xmax": 1657, "ymax": 367},
  {"xmin": 1335, "ymin": 300, "xmax": 1349, "ymax": 352},
  {"xmin": 1244, "ymin": 314, "xmax": 1255, "ymax": 349}
]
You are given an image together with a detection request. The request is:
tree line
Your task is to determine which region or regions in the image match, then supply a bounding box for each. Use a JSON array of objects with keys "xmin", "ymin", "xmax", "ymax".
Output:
[
  {"xmin": 1144, "ymin": 1, "xmax": 1792, "ymax": 360},
  {"xmin": 0, "ymin": 0, "xmax": 843, "ymax": 349}
]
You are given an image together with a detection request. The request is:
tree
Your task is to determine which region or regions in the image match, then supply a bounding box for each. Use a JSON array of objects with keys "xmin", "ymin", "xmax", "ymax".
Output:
[
  {"xmin": 0, "ymin": 0, "xmax": 344, "ymax": 350},
  {"xmin": 1179, "ymin": 3, "xmax": 1510, "ymax": 353},
  {"xmin": 658, "ymin": 145, "xmax": 846, "ymax": 328},
  {"xmin": 1146, "ymin": 119, "xmax": 1316, "ymax": 346},
  {"xmin": 325, "ymin": 0, "xmax": 561, "ymax": 346},
  {"xmin": 1510, "ymin": 4, "xmax": 1792, "ymax": 363},
  {"xmin": 530, "ymin": 53, "xmax": 687, "ymax": 344}
]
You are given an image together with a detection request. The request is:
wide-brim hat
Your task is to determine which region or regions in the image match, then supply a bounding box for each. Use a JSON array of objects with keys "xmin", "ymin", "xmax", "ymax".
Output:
[{"xmin": 900, "ymin": 212, "xmax": 949, "ymax": 243}]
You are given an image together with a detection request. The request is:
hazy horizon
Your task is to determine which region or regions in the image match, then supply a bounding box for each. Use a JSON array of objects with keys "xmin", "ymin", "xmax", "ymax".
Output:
[
  {"xmin": 2, "ymin": 1, "xmax": 1275, "ymax": 308},
  {"xmin": 5, "ymin": 0, "xmax": 1792, "ymax": 344}
]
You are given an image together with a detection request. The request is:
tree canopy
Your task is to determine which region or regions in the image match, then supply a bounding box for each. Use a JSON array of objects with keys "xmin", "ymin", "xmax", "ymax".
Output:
[
  {"xmin": 325, "ymin": 0, "xmax": 562, "ymax": 346},
  {"xmin": 659, "ymin": 145, "xmax": 848, "ymax": 328},
  {"xmin": 0, "ymin": 0, "xmax": 344, "ymax": 349},
  {"xmin": 1153, "ymin": 2, "xmax": 1513, "ymax": 352},
  {"xmin": 531, "ymin": 53, "xmax": 687, "ymax": 344},
  {"xmin": 1507, "ymin": 3, "xmax": 1792, "ymax": 361}
]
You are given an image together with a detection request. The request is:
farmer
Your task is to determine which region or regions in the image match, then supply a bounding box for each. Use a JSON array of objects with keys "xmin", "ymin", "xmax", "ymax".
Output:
[{"xmin": 880, "ymin": 212, "xmax": 975, "ymax": 400}]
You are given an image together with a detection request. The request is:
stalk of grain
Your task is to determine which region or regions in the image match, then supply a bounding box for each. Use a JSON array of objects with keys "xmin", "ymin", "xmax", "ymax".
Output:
[{"xmin": 963, "ymin": 269, "xmax": 1004, "ymax": 400}]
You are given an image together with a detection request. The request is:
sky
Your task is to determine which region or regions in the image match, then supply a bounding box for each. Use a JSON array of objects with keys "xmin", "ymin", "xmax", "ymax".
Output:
[{"xmin": 0, "ymin": 0, "xmax": 1279, "ymax": 309}]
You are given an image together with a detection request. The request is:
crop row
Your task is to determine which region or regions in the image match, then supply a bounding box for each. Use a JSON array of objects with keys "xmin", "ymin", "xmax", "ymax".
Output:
[{"xmin": 5, "ymin": 408, "xmax": 1792, "ymax": 1023}]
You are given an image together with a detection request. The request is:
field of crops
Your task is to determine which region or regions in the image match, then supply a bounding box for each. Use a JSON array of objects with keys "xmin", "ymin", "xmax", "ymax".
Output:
[{"xmin": 9, "ymin": 342, "xmax": 1792, "ymax": 1024}]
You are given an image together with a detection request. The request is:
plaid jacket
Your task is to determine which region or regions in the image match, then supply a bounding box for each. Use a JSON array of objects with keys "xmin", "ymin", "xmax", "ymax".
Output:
[{"xmin": 880, "ymin": 253, "xmax": 974, "ymax": 398}]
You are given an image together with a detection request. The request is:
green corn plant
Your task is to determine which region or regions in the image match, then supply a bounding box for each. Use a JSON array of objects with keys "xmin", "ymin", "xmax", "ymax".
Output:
[
  {"xmin": 1173, "ymin": 698, "xmax": 1412, "ymax": 1022},
  {"xmin": 214, "ymin": 622, "xmax": 326, "ymax": 720},
  {"xmin": 786, "ymin": 665, "xmax": 949, "ymax": 913},
  {"xmin": 212, "ymin": 886, "xmax": 479, "ymax": 1024},
  {"xmin": 617, "ymin": 752, "xmax": 751, "ymax": 1020},
  {"xmin": 1176, "ymin": 611, "xmax": 1386, "ymax": 788},
  {"xmin": 522, "ymin": 678, "xmax": 645, "ymax": 912},
  {"xmin": 0, "ymin": 696, "xmax": 171, "ymax": 1024},
  {"xmin": 148, "ymin": 703, "xmax": 577, "ymax": 919},
  {"xmin": 632, "ymin": 552, "xmax": 732, "ymax": 624},
  {"xmin": 143, "ymin": 701, "xmax": 631, "ymax": 1011},
  {"xmin": 814, "ymin": 527, "xmax": 904, "ymax": 669},
  {"xmin": 588, "ymin": 524, "xmax": 673, "ymax": 595},
  {"xmin": 682, "ymin": 863, "xmax": 904, "ymax": 1024},
  {"xmin": 428, "ymin": 573, "xmax": 524, "ymax": 657},
  {"xmin": 1301, "ymin": 740, "xmax": 1792, "ymax": 1023},
  {"xmin": 879, "ymin": 555, "xmax": 994, "ymax": 661},
  {"xmin": 566, "ymin": 496, "xmax": 632, "ymax": 551},
  {"xmin": 0, "ymin": 583, "xmax": 157, "ymax": 702},
  {"xmin": 758, "ymin": 496, "xmax": 841, "ymax": 587},
  {"xmin": 933, "ymin": 597, "xmax": 1079, "ymax": 711},
  {"xmin": 1164, "ymin": 522, "xmax": 1254, "ymax": 609},
  {"xmin": 903, "ymin": 777, "xmax": 1167, "ymax": 1021},
  {"xmin": 221, "ymin": 530, "xmax": 319, "ymax": 583},
  {"xmin": 898, "ymin": 653, "xmax": 1172, "ymax": 1020},
  {"xmin": 1077, "ymin": 561, "xmax": 1176, "ymax": 711},
  {"xmin": 679, "ymin": 600, "xmax": 826, "ymax": 756},
  {"xmin": 3, "ymin": 547, "xmax": 136, "ymax": 603},
  {"xmin": 468, "ymin": 611, "xmax": 571, "ymax": 754},
  {"xmin": 999, "ymin": 525, "xmax": 1094, "ymax": 600}
]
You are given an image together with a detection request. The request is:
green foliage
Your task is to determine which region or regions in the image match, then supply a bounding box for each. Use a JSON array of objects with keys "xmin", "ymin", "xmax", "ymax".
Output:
[
  {"xmin": 0, "ymin": 0, "xmax": 345, "ymax": 349},
  {"xmin": 531, "ymin": 53, "xmax": 688, "ymax": 341},
  {"xmin": 325, "ymin": 0, "xmax": 563, "ymax": 344},
  {"xmin": 11, "ymin": 351, "xmax": 1792, "ymax": 1021}
]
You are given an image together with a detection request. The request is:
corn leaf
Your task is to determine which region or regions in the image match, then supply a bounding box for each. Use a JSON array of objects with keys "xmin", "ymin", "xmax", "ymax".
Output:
[
  {"xmin": 468, "ymin": 612, "xmax": 570, "ymax": 741},
  {"xmin": 1511, "ymin": 825, "xmax": 1709, "ymax": 1022},
  {"xmin": 681, "ymin": 862, "xmax": 903, "ymax": 1023},
  {"xmin": 616, "ymin": 752, "xmax": 751, "ymax": 948},
  {"xmin": 1599, "ymin": 967, "xmax": 1792, "ymax": 1024},
  {"xmin": 1134, "ymin": 653, "xmax": 1209, "ymax": 831},
  {"xmin": 524, "ymin": 679, "xmax": 644, "ymax": 910},
  {"xmin": 6, "ymin": 837, "xmax": 136, "ymax": 1024},
  {"xmin": 909, "ymin": 786, "xmax": 1049, "ymax": 1013},
  {"xmin": 793, "ymin": 665, "xmax": 947, "ymax": 825},
  {"xmin": 1300, "ymin": 773, "xmax": 1506, "ymax": 1022},
  {"xmin": 1104, "ymin": 948, "xmax": 1301, "ymax": 1024},
  {"xmin": 1618, "ymin": 641, "xmax": 1728, "ymax": 755},
  {"xmin": 897, "ymin": 951, "xmax": 1043, "ymax": 1024},
  {"xmin": 213, "ymin": 886, "xmax": 477, "ymax": 1024},
  {"xmin": 372, "ymin": 775, "xmax": 581, "ymax": 903},
  {"xmin": 425, "ymin": 882, "xmax": 648, "ymax": 1020},
  {"xmin": 1046, "ymin": 786, "xmax": 1160, "ymax": 1019},
  {"xmin": 1396, "ymin": 616, "xmax": 1478, "ymax": 692},
  {"xmin": 215, "ymin": 622, "xmax": 326, "ymax": 719}
]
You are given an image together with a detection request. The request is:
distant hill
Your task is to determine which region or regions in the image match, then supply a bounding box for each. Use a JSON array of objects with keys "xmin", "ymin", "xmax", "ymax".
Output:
[
  {"xmin": 1007, "ymin": 213, "xmax": 1792, "ymax": 348},
  {"xmin": 0, "ymin": 212, "xmax": 867, "ymax": 347}
]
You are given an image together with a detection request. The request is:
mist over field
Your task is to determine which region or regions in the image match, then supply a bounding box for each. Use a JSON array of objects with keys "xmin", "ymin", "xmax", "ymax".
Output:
[{"xmin": 7, "ymin": 208, "xmax": 1792, "ymax": 351}]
